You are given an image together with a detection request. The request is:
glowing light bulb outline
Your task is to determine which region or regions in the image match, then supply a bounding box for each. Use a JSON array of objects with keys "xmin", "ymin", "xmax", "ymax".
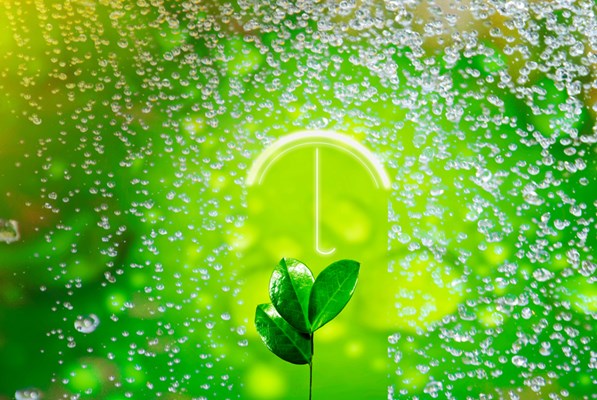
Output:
[{"xmin": 246, "ymin": 130, "xmax": 390, "ymax": 255}]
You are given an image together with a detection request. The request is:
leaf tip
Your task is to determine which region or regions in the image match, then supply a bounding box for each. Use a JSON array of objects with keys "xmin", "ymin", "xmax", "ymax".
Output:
[{"xmin": 344, "ymin": 259, "xmax": 360, "ymax": 273}]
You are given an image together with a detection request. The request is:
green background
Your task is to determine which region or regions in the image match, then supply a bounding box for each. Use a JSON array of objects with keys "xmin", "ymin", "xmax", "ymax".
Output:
[{"xmin": 0, "ymin": 0, "xmax": 595, "ymax": 399}]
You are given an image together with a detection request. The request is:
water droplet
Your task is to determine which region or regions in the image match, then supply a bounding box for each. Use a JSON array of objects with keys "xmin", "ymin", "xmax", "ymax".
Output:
[
  {"xmin": 0, "ymin": 219, "xmax": 20, "ymax": 243},
  {"xmin": 74, "ymin": 314, "xmax": 100, "ymax": 333},
  {"xmin": 569, "ymin": 42, "xmax": 584, "ymax": 57},
  {"xmin": 28, "ymin": 114, "xmax": 42, "ymax": 125},
  {"xmin": 579, "ymin": 261, "xmax": 595, "ymax": 277},
  {"xmin": 388, "ymin": 333, "xmax": 401, "ymax": 344},
  {"xmin": 15, "ymin": 388, "xmax": 43, "ymax": 400},
  {"xmin": 569, "ymin": 205, "xmax": 582, "ymax": 217},
  {"xmin": 554, "ymin": 219, "xmax": 568, "ymax": 230},
  {"xmin": 423, "ymin": 380, "xmax": 443, "ymax": 397},
  {"xmin": 512, "ymin": 355, "xmax": 527, "ymax": 367},
  {"xmin": 539, "ymin": 342, "xmax": 552, "ymax": 356},
  {"xmin": 532, "ymin": 268, "xmax": 554, "ymax": 282},
  {"xmin": 521, "ymin": 307, "xmax": 532, "ymax": 319}
]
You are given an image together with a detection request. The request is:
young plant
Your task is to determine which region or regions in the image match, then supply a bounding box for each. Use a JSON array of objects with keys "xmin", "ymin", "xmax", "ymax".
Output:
[{"xmin": 255, "ymin": 258, "xmax": 360, "ymax": 399}]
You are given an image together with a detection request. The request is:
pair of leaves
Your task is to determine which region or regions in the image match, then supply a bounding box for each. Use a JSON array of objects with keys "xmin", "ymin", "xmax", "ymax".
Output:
[
  {"xmin": 269, "ymin": 258, "xmax": 360, "ymax": 333},
  {"xmin": 255, "ymin": 258, "xmax": 359, "ymax": 364}
]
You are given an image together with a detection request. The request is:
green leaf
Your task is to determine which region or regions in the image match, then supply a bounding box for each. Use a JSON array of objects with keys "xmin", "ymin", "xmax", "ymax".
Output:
[
  {"xmin": 269, "ymin": 258, "xmax": 314, "ymax": 333},
  {"xmin": 255, "ymin": 303, "xmax": 312, "ymax": 365},
  {"xmin": 308, "ymin": 259, "xmax": 360, "ymax": 332}
]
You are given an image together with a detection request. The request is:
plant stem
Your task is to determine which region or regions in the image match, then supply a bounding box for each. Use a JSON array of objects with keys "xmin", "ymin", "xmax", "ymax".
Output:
[{"xmin": 309, "ymin": 334, "xmax": 314, "ymax": 400}]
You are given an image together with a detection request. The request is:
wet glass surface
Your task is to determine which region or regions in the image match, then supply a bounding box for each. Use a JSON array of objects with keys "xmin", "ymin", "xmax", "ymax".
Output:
[{"xmin": 0, "ymin": 1, "xmax": 595, "ymax": 399}]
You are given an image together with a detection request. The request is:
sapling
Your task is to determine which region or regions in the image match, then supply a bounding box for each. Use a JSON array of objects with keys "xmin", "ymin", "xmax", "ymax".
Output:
[{"xmin": 255, "ymin": 258, "xmax": 360, "ymax": 400}]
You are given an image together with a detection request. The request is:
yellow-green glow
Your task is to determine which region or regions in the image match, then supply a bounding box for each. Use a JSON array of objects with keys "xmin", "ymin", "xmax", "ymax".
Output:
[{"xmin": 246, "ymin": 130, "xmax": 391, "ymax": 189}]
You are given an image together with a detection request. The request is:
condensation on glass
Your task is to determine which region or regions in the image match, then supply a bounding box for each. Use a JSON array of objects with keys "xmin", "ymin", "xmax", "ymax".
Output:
[{"xmin": 0, "ymin": 0, "xmax": 595, "ymax": 399}]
